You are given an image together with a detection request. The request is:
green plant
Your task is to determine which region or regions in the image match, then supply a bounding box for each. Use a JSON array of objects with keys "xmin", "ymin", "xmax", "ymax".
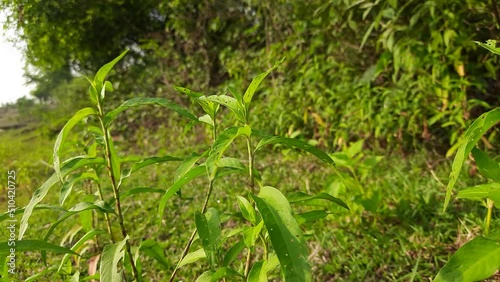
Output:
[
  {"xmin": 434, "ymin": 40, "xmax": 500, "ymax": 282},
  {"xmin": 0, "ymin": 50, "xmax": 200, "ymax": 281},
  {"xmin": 0, "ymin": 53, "xmax": 350, "ymax": 281},
  {"xmin": 159, "ymin": 58, "xmax": 350, "ymax": 281}
]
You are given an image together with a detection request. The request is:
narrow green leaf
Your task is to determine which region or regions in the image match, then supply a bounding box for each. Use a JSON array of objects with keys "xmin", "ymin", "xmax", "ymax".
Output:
[
  {"xmin": 252, "ymin": 186, "xmax": 311, "ymax": 282},
  {"xmin": 206, "ymin": 126, "xmax": 251, "ymax": 180},
  {"xmin": 475, "ymin": 40, "xmax": 500, "ymax": 55},
  {"xmin": 158, "ymin": 165, "xmax": 206, "ymax": 221},
  {"xmin": 174, "ymin": 86, "xmax": 218, "ymax": 118},
  {"xmin": 445, "ymin": 108, "xmax": 500, "ymax": 210},
  {"xmin": 206, "ymin": 95, "xmax": 246, "ymax": 122},
  {"xmin": 60, "ymin": 172, "xmax": 99, "ymax": 206},
  {"xmin": 95, "ymin": 50, "xmax": 128, "ymax": 85},
  {"xmin": 222, "ymin": 241, "xmax": 246, "ymax": 267},
  {"xmin": 237, "ymin": 196, "xmax": 257, "ymax": 224},
  {"xmin": 104, "ymin": 81, "xmax": 114, "ymax": 92},
  {"xmin": 214, "ymin": 157, "xmax": 252, "ymax": 180},
  {"xmin": 243, "ymin": 57, "xmax": 284, "ymax": 108},
  {"xmin": 287, "ymin": 192, "xmax": 349, "ymax": 210},
  {"xmin": 44, "ymin": 201, "xmax": 115, "ymax": 242},
  {"xmin": 433, "ymin": 236, "xmax": 500, "ymax": 282},
  {"xmin": 0, "ymin": 204, "xmax": 66, "ymax": 223},
  {"xmin": 210, "ymin": 267, "xmax": 243, "ymax": 281},
  {"xmin": 25, "ymin": 266, "xmax": 58, "ymax": 281},
  {"xmin": 254, "ymin": 132, "xmax": 347, "ymax": 184},
  {"xmin": 119, "ymin": 187, "xmax": 165, "ymax": 201},
  {"xmin": 71, "ymin": 271, "xmax": 80, "ymax": 282},
  {"xmin": 196, "ymin": 270, "xmax": 214, "ymax": 282},
  {"xmin": 243, "ymin": 221, "xmax": 264, "ymax": 248},
  {"xmin": 199, "ymin": 114, "xmax": 215, "ymax": 127},
  {"xmin": 88, "ymin": 84, "xmax": 98, "ymax": 105},
  {"xmin": 174, "ymin": 152, "xmax": 207, "ymax": 182},
  {"xmin": 0, "ymin": 240, "xmax": 79, "ymax": 255},
  {"xmin": 195, "ymin": 208, "xmax": 221, "ymax": 268},
  {"xmin": 140, "ymin": 239, "xmax": 169, "ymax": 269},
  {"xmin": 178, "ymin": 248, "xmax": 206, "ymax": 268},
  {"xmin": 295, "ymin": 210, "xmax": 330, "ymax": 225},
  {"xmin": 255, "ymin": 134, "xmax": 335, "ymax": 167},
  {"xmin": 19, "ymin": 157, "xmax": 106, "ymax": 240},
  {"xmin": 120, "ymin": 155, "xmax": 182, "ymax": 185},
  {"xmin": 457, "ymin": 183, "xmax": 500, "ymax": 202},
  {"xmin": 218, "ymin": 158, "xmax": 247, "ymax": 171},
  {"xmin": 471, "ymin": 148, "xmax": 500, "ymax": 182},
  {"xmin": 104, "ymin": 97, "xmax": 197, "ymax": 126},
  {"xmin": 247, "ymin": 260, "xmax": 267, "ymax": 282},
  {"xmin": 227, "ymin": 85, "xmax": 243, "ymax": 105},
  {"xmin": 100, "ymin": 236, "xmax": 128, "ymax": 282},
  {"xmin": 54, "ymin": 108, "xmax": 99, "ymax": 182},
  {"xmin": 57, "ymin": 229, "xmax": 106, "ymax": 274},
  {"xmin": 360, "ymin": 22, "xmax": 375, "ymax": 49}
]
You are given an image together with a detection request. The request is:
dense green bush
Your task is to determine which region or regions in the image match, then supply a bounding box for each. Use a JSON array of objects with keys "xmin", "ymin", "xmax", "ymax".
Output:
[{"xmin": 2, "ymin": 0, "xmax": 499, "ymax": 150}]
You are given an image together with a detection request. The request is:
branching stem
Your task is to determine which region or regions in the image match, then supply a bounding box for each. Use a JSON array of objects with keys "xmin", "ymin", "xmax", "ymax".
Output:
[
  {"xmin": 169, "ymin": 180, "xmax": 214, "ymax": 282},
  {"xmin": 98, "ymin": 105, "xmax": 139, "ymax": 281}
]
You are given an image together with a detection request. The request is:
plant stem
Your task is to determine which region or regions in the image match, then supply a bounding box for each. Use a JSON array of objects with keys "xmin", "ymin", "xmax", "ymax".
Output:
[
  {"xmin": 97, "ymin": 182, "xmax": 116, "ymax": 243},
  {"xmin": 485, "ymin": 198, "xmax": 494, "ymax": 236},
  {"xmin": 97, "ymin": 106, "xmax": 139, "ymax": 281},
  {"xmin": 244, "ymin": 248, "xmax": 252, "ymax": 277},
  {"xmin": 246, "ymin": 137, "xmax": 255, "ymax": 192},
  {"xmin": 169, "ymin": 180, "xmax": 214, "ymax": 282},
  {"xmin": 244, "ymin": 135, "xmax": 256, "ymax": 278}
]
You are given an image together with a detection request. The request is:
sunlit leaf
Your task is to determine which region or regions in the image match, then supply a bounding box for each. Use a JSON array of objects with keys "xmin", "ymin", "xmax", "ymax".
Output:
[
  {"xmin": 471, "ymin": 148, "xmax": 500, "ymax": 182},
  {"xmin": 248, "ymin": 260, "xmax": 267, "ymax": 282},
  {"xmin": 206, "ymin": 126, "xmax": 251, "ymax": 180},
  {"xmin": 243, "ymin": 58, "xmax": 284, "ymax": 108},
  {"xmin": 457, "ymin": 183, "xmax": 500, "ymax": 202},
  {"xmin": 475, "ymin": 40, "xmax": 500, "ymax": 55},
  {"xmin": 243, "ymin": 220, "xmax": 263, "ymax": 248},
  {"xmin": 210, "ymin": 267, "xmax": 243, "ymax": 281},
  {"xmin": 222, "ymin": 241, "xmax": 245, "ymax": 267},
  {"xmin": 287, "ymin": 192, "xmax": 349, "ymax": 210},
  {"xmin": 54, "ymin": 108, "xmax": 99, "ymax": 182},
  {"xmin": 158, "ymin": 165, "xmax": 206, "ymax": 221},
  {"xmin": 295, "ymin": 210, "xmax": 330, "ymax": 225},
  {"xmin": 178, "ymin": 248, "xmax": 206, "ymax": 268},
  {"xmin": 0, "ymin": 240, "xmax": 78, "ymax": 255},
  {"xmin": 94, "ymin": 50, "xmax": 128, "ymax": 86},
  {"xmin": 206, "ymin": 95, "xmax": 246, "ymax": 122},
  {"xmin": 252, "ymin": 186, "xmax": 311, "ymax": 281},
  {"xmin": 100, "ymin": 236, "xmax": 128, "ymax": 282},
  {"xmin": 0, "ymin": 205, "xmax": 66, "ymax": 224},
  {"xmin": 433, "ymin": 235, "xmax": 500, "ymax": 282},
  {"xmin": 237, "ymin": 196, "xmax": 257, "ymax": 224},
  {"xmin": 444, "ymin": 108, "xmax": 500, "ymax": 210},
  {"xmin": 195, "ymin": 208, "xmax": 221, "ymax": 268}
]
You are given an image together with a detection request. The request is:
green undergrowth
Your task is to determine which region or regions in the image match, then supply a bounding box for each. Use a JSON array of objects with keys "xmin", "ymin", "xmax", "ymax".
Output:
[{"xmin": 0, "ymin": 124, "xmax": 493, "ymax": 281}]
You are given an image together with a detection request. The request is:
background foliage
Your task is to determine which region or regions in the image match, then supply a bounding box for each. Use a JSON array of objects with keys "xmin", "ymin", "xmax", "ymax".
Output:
[{"xmin": 2, "ymin": 0, "xmax": 499, "ymax": 150}]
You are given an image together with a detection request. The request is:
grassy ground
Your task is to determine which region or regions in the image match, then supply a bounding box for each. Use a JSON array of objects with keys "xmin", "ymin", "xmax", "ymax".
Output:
[{"xmin": 0, "ymin": 124, "xmax": 496, "ymax": 281}]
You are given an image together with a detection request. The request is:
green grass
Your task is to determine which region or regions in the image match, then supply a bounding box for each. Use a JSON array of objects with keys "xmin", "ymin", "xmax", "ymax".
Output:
[{"xmin": 0, "ymin": 124, "xmax": 496, "ymax": 281}]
